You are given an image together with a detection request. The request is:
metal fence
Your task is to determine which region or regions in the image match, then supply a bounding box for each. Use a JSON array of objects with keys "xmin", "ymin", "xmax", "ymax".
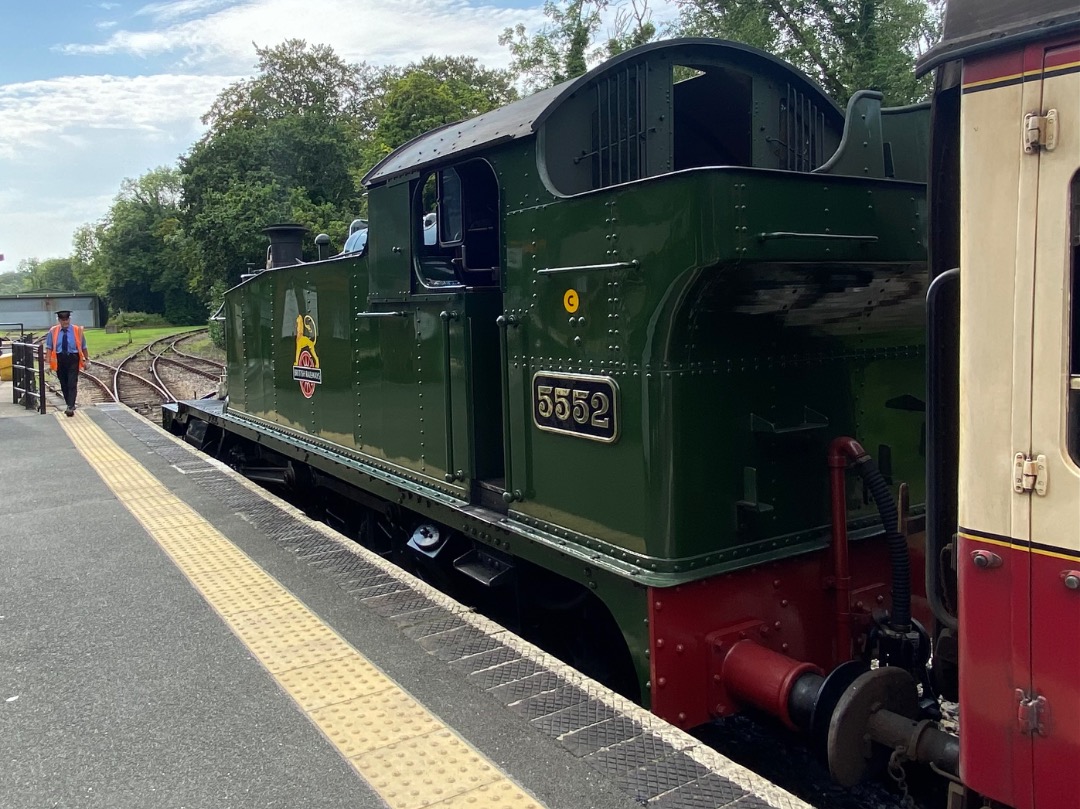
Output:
[{"xmin": 11, "ymin": 340, "xmax": 46, "ymax": 413}]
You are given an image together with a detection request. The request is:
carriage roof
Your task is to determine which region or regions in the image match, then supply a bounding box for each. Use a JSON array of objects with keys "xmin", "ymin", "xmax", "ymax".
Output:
[{"xmin": 917, "ymin": 0, "xmax": 1080, "ymax": 75}]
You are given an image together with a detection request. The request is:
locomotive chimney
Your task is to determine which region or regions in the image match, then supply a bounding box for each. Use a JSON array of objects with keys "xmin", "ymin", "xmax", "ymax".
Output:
[{"xmin": 263, "ymin": 224, "xmax": 309, "ymax": 269}]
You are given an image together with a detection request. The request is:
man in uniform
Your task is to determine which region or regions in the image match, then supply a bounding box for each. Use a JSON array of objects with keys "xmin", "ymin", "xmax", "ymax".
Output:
[{"xmin": 44, "ymin": 310, "xmax": 89, "ymax": 416}]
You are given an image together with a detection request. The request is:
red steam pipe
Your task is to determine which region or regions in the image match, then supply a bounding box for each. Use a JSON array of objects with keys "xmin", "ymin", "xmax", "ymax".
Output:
[
  {"xmin": 828, "ymin": 436, "xmax": 869, "ymax": 665},
  {"xmin": 719, "ymin": 640, "xmax": 820, "ymax": 729}
]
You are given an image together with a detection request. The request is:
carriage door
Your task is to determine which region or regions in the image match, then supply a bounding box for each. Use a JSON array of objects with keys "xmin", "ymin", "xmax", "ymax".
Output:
[
  {"xmin": 956, "ymin": 45, "xmax": 1038, "ymax": 806},
  {"xmin": 1028, "ymin": 37, "xmax": 1080, "ymax": 808}
]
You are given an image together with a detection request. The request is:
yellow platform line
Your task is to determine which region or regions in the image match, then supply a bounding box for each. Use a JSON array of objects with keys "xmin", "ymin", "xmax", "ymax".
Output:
[{"xmin": 58, "ymin": 411, "xmax": 543, "ymax": 809}]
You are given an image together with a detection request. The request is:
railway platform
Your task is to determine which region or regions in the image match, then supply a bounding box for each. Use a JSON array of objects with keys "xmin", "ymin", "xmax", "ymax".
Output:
[{"xmin": 0, "ymin": 385, "xmax": 810, "ymax": 809}]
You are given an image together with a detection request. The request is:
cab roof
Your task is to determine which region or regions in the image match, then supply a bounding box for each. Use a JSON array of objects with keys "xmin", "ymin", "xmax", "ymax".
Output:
[{"xmin": 362, "ymin": 38, "xmax": 841, "ymax": 188}]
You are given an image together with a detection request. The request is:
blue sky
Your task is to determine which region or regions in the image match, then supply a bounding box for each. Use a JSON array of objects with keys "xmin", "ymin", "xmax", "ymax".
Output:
[{"xmin": 2, "ymin": 0, "xmax": 676, "ymax": 271}]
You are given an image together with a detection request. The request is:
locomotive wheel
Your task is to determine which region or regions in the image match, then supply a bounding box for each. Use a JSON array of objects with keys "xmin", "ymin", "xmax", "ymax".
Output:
[{"xmin": 827, "ymin": 667, "xmax": 919, "ymax": 787}]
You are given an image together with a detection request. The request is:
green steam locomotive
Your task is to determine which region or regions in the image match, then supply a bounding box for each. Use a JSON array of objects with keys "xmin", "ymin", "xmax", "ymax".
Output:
[{"xmin": 169, "ymin": 38, "xmax": 931, "ymax": 744}]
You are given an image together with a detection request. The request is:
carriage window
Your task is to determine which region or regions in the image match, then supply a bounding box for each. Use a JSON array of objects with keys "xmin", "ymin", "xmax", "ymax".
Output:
[{"xmin": 1068, "ymin": 172, "xmax": 1080, "ymax": 461}]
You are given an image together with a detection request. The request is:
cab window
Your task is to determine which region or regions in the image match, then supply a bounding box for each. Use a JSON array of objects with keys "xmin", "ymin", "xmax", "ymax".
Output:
[{"xmin": 412, "ymin": 159, "xmax": 500, "ymax": 290}]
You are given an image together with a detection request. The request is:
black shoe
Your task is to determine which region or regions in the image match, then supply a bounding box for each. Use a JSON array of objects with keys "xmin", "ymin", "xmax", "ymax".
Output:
[{"xmin": 65, "ymin": 408, "xmax": 74, "ymax": 417}]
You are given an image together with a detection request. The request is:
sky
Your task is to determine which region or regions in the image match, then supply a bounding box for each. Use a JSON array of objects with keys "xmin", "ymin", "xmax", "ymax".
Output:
[{"xmin": 1, "ymin": 0, "xmax": 673, "ymax": 272}]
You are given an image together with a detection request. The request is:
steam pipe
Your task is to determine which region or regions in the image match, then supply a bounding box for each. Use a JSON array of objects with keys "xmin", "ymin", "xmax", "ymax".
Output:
[{"xmin": 828, "ymin": 437, "xmax": 913, "ymax": 637}]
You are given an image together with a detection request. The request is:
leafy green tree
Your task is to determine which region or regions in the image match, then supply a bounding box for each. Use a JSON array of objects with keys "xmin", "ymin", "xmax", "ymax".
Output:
[
  {"xmin": 365, "ymin": 57, "xmax": 518, "ymax": 166},
  {"xmin": 28, "ymin": 258, "xmax": 79, "ymax": 291},
  {"xmin": 183, "ymin": 40, "xmax": 374, "ymax": 288},
  {"xmin": 0, "ymin": 264, "xmax": 32, "ymax": 294},
  {"xmin": 91, "ymin": 167, "xmax": 205, "ymax": 323},
  {"xmin": 72, "ymin": 223, "xmax": 108, "ymax": 297},
  {"xmin": 202, "ymin": 39, "xmax": 382, "ymax": 137},
  {"xmin": 500, "ymin": 0, "xmax": 609, "ymax": 92},
  {"xmin": 0, "ymin": 257, "xmax": 78, "ymax": 295},
  {"xmin": 674, "ymin": 0, "xmax": 943, "ymax": 104}
]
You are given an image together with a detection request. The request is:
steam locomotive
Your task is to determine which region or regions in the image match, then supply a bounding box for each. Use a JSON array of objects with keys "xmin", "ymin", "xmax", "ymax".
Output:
[{"xmin": 167, "ymin": 9, "xmax": 1080, "ymax": 804}]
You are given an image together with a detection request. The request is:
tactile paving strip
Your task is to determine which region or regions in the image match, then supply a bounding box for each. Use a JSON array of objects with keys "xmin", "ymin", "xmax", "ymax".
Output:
[
  {"xmin": 99, "ymin": 406, "xmax": 815, "ymax": 809},
  {"xmin": 57, "ymin": 411, "xmax": 544, "ymax": 809},
  {"xmin": 352, "ymin": 729, "xmax": 502, "ymax": 809}
]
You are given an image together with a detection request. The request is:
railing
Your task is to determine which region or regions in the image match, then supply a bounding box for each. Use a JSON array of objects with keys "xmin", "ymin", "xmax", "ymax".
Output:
[{"xmin": 11, "ymin": 341, "xmax": 47, "ymax": 413}]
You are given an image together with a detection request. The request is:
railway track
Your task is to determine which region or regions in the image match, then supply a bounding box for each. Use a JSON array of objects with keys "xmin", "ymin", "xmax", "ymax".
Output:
[
  {"xmin": 147, "ymin": 331, "xmax": 223, "ymax": 402},
  {"xmin": 40, "ymin": 329, "xmax": 224, "ymax": 417}
]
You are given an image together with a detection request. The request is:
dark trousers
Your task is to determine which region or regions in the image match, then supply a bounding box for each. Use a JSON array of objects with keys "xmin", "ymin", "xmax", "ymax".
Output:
[{"xmin": 56, "ymin": 354, "xmax": 80, "ymax": 409}]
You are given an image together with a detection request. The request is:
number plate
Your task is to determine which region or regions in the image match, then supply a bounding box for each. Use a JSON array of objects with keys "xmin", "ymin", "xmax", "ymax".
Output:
[{"xmin": 532, "ymin": 372, "xmax": 619, "ymax": 443}]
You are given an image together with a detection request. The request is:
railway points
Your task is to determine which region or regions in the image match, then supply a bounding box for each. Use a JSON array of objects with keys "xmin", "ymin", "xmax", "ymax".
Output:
[{"xmin": 0, "ymin": 385, "xmax": 809, "ymax": 809}]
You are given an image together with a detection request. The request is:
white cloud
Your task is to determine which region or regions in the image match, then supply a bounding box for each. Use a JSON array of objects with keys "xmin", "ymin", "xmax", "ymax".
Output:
[
  {"xmin": 61, "ymin": 0, "xmax": 541, "ymax": 70},
  {"xmin": 6, "ymin": 0, "xmax": 679, "ymax": 266},
  {"xmin": 0, "ymin": 73, "xmax": 233, "ymax": 161},
  {"xmin": 136, "ymin": 0, "xmax": 239, "ymax": 23},
  {"xmin": 0, "ymin": 73, "xmax": 230, "ymax": 263}
]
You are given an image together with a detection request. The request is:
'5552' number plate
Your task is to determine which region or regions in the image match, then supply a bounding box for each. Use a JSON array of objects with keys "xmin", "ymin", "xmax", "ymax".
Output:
[{"xmin": 532, "ymin": 372, "xmax": 619, "ymax": 443}]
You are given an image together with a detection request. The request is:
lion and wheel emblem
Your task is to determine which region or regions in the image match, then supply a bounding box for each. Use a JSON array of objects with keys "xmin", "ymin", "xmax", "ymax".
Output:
[{"xmin": 292, "ymin": 314, "xmax": 321, "ymax": 398}]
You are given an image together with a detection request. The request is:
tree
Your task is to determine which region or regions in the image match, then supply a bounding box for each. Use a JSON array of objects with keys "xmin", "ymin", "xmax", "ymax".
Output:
[
  {"xmin": 183, "ymin": 40, "xmax": 375, "ymax": 288},
  {"xmin": 604, "ymin": 0, "xmax": 658, "ymax": 57},
  {"xmin": 30, "ymin": 258, "xmax": 79, "ymax": 291},
  {"xmin": 674, "ymin": 0, "xmax": 943, "ymax": 104},
  {"xmin": 366, "ymin": 57, "xmax": 518, "ymax": 166},
  {"xmin": 0, "ymin": 263, "xmax": 32, "ymax": 295},
  {"xmin": 500, "ymin": 0, "xmax": 609, "ymax": 92},
  {"xmin": 72, "ymin": 223, "xmax": 108, "ymax": 297},
  {"xmin": 90, "ymin": 167, "xmax": 205, "ymax": 323},
  {"xmin": 202, "ymin": 39, "xmax": 382, "ymax": 136}
]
